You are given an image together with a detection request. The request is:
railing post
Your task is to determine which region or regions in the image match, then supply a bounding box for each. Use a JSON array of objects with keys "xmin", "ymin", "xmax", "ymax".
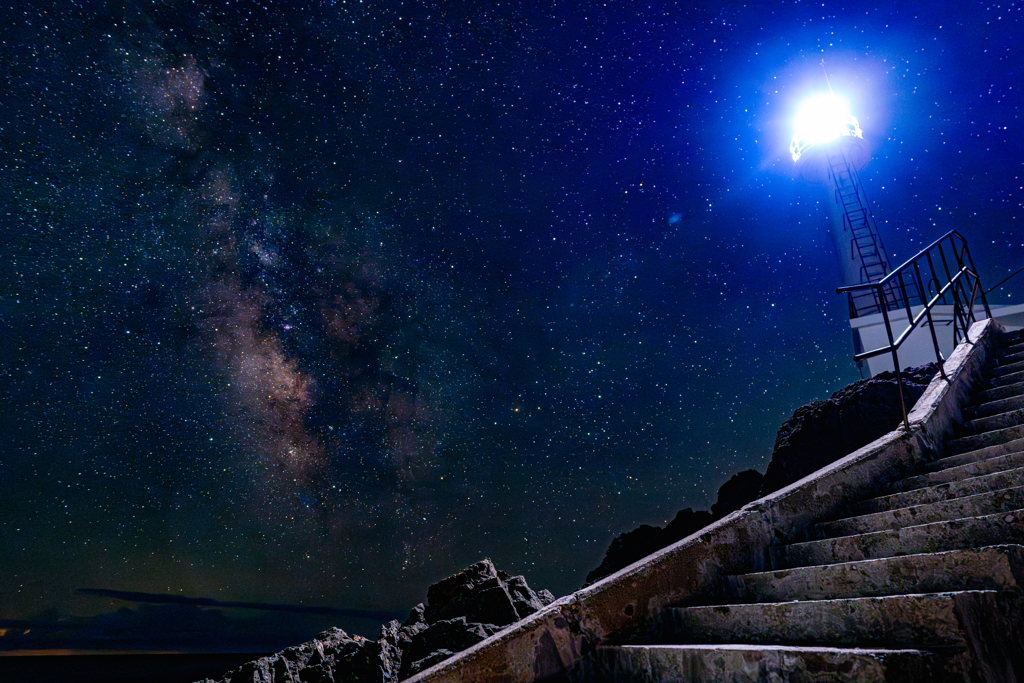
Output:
[
  {"xmin": 913, "ymin": 260, "xmax": 947, "ymax": 380},
  {"xmin": 942, "ymin": 239, "xmax": 970, "ymax": 346},
  {"xmin": 924, "ymin": 252, "xmax": 945, "ymax": 306},
  {"xmin": 897, "ymin": 272, "xmax": 913, "ymax": 326},
  {"xmin": 961, "ymin": 236, "xmax": 992, "ymax": 319},
  {"xmin": 879, "ymin": 293, "xmax": 910, "ymax": 430}
]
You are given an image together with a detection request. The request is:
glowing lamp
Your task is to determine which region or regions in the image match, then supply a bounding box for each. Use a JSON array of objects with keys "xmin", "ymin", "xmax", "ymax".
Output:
[{"xmin": 790, "ymin": 93, "xmax": 863, "ymax": 162}]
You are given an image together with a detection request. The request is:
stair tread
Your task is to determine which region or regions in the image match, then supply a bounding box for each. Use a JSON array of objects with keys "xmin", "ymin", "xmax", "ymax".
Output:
[
  {"xmin": 852, "ymin": 466, "xmax": 1024, "ymax": 514},
  {"xmin": 946, "ymin": 424, "xmax": 1024, "ymax": 455},
  {"xmin": 673, "ymin": 589, "xmax": 996, "ymax": 612},
  {"xmin": 962, "ymin": 406, "xmax": 1024, "ymax": 435},
  {"xmin": 815, "ymin": 485, "xmax": 1024, "ymax": 538},
  {"xmin": 995, "ymin": 350, "xmax": 1024, "ymax": 368},
  {"xmin": 893, "ymin": 448, "xmax": 1024, "ymax": 491},
  {"xmin": 918, "ymin": 443, "xmax": 1024, "ymax": 474},
  {"xmin": 988, "ymin": 359, "xmax": 1024, "ymax": 377},
  {"xmin": 612, "ymin": 644, "xmax": 929, "ymax": 653},
  {"xmin": 963, "ymin": 393, "xmax": 1024, "ymax": 420},
  {"xmin": 584, "ymin": 643, "xmax": 940, "ymax": 683},
  {"xmin": 973, "ymin": 379, "xmax": 1024, "ymax": 404},
  {"xmin": 987, "ymin": 368, "xmax": 1024, "ymax": 388},
  {"xmin": 727, "ymin": 545, "xmax": 1024, "ymax": 603},
  {"xmin": 772, "ymin": 509, "xmax": 1024, "ymax": 569},
  {"xmin": 667, "ymin": 590, "xmax": 997, "ymax": 649}
]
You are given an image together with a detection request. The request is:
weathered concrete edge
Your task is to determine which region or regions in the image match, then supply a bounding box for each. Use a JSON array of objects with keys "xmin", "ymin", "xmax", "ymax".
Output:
[
  {"xmin": 405, "ymin": 318, "xmax": 1005, "ymax": 683},
  {"xmin": 907, "ymin": 318, "xmax": 1003, "ymax": 455}
]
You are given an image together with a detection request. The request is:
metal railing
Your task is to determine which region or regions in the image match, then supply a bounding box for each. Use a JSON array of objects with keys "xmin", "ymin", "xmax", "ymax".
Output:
[
  {"xmin": 837, "ymin": 230, "xmax": 991, "ymax": 430},
  {"xmin": 986, "ymin": 264, "xmax": 1024, "ymax": 296}
]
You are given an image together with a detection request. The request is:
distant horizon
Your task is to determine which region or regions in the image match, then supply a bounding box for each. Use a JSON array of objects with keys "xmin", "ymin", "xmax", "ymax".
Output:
[{"xmin": 0, "ymin": 650, "xmax": 263, "ymax": 657}]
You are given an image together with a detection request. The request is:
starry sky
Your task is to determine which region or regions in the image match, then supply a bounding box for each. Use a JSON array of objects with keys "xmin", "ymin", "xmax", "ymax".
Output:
[{"xmin": 1, "ymin": 0, "xmax": 1022, "ymax": 655}]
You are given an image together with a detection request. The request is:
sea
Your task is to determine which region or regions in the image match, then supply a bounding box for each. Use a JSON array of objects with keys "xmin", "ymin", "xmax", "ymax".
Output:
[{"xmin": 0, "ymin": 653, "xmax": 269, "ymax": 683}]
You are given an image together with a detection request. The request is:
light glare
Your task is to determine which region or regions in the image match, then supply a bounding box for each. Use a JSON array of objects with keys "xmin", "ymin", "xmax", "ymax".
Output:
[{"xmin": 790, "ymin": 93, "xmax": 862, "ymax": 161}]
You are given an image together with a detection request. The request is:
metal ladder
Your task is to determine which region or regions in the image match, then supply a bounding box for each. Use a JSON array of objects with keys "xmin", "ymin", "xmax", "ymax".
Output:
[{"xmin": 827, "ymin": 149, "xmax": 919, "ymax": 317}]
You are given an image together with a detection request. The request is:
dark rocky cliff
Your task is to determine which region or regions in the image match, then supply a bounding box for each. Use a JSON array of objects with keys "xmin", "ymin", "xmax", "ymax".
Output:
[{"xmin": 759, "ymin": 363, "xmax": 938, "ymax": 496}]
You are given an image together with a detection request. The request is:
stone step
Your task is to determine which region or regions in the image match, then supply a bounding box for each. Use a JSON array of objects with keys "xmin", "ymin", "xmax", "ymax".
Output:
[
  {"xmin": 582, "ymin": 644, "xmax": 940, "ymax": 683},
  {"xmin": 987, "ymin": 368, "xmax": 1024, "ymax": 388},
  {"xmin": 991, "ymin": 350, "xmax": 1024, "ymax": 366},
  {"xmin": 961, "ymin": 406, "xmax": 1024, "ymax": 436},
  {"xmin": 814, "ymin": 486, "xmax": 1024, "ymax": 538},
  {"xmin": 852, "ymin": 466, "xmax": 1024, "ymax": 515},
  {"xmin": 963, "ymin": 393, "xmax": 1024, "ymax": 421},
  {"xmin": 666, "ymin": 591, "xmax": 1014, "ymax": 650},
  {"xmin": 993, "ymin": 349, "xmax": 1024, "ymax": 368},
  {"xmin": 893, "ymin": 449, "xmax": 1024, "ymax": 492},
  {"xmin": 771, "ymin": 510, "xmax": 1024, "ymax": 569},
  {"xmin": 999, "ymin": 338, "xmax": 1024, "ymax": 357},
  {"xmin": 725, "ymin": 545, "xmax": 1024, "ymax": 603},
  {"xmin": 946, "ymin": 424, "xmax": 1024, "ymax": 456},
  {"xmin": 918, "ymin": 442, "xmax": 1024, "ymax": 474},
  {"xmin": 988, "ymin": 359, "xmax": 1024, "ymax": 379},
  {"xmin": 974, "ymin": 379, "xmax": 1024, "ymax": 404}
]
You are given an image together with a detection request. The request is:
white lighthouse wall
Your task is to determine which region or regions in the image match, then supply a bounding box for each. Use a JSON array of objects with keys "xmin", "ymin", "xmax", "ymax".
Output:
[{"xmin": 850, "ymin": 303, "xmax": 1024, "ymax": 377}]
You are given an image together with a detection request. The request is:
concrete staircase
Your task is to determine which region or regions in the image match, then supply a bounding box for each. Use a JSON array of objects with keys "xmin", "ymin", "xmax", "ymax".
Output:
[{"xmin": 587, "ymin": 329, "xmax": 1024, "ymax": 682}]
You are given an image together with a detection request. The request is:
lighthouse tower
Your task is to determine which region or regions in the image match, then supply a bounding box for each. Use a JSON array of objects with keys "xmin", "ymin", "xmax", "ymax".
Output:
[{"xmin": 790, "ymin": 91, "xmax": 920, "ymax": 320}]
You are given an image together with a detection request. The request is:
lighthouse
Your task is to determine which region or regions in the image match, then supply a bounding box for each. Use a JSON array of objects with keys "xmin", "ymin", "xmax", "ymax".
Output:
[{"xmin": 790, "ymin": 90, "xmax": 919, "ymax": 321}]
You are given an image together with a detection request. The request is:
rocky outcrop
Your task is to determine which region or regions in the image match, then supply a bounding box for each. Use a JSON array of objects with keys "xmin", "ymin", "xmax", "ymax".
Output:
[
  {"xmin": 710, "ymin": 469, "xmax": 764, "ymax": 518},
  {"xmin": 585, "ymin": 470, "xmax": 764, "ymax": 585},
  {"xmin": 759, "ymin": 363, "xmax": 939, "ymax": 496},
  {"xmin": 398, "ymin": 560, "xmax": 555, "ymax": 678},
  {"xmin": 195, "ymin": 559, "xmax": 554, "ymax": 683},
  {"xmin": 192, "ymin": 626, "xmax": 397, "ymax": 683}
]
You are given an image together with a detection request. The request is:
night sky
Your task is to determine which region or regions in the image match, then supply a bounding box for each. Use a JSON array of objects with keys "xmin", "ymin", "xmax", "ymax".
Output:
[{"xmin": 2, "ymin": 0, "xmax": 1022, "ymax": 655}]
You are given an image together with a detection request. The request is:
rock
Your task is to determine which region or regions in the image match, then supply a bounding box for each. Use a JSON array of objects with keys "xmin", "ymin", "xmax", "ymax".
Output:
[
  {"xmin": 710, "ymin": 470, "xmax": 764, "ymax": 518},
  {"xmin": 585, "ymin": 524, "xmax": 665, "ymax": 586},
  {"xmin": 584, "ymin": 471, "xmax": 765, "ymax": 587},
  {"xmin": 196, "ymin": 562, "xmax": 554, "ymax": 683},
  {"xmin": 584, "ymin": 507, "xmax": 717, "ymax": 586},
  {"xmin": 759, "ymin": 363, "xmax": 939, "ymax": 496},
  {"xmin": 399, "ymin": 617, "xmax": 500, "ymax": 679},
  {"xmin": 662, "ymin": 507, "xmax": 716, "ymax": 542},
  {"xmin": 424, "ymin": 558, "xmax": 539, "ymax": 626},
  {"xmin": 373, "ymin": 620, "xmax": 404, "ymax": 682},
  {"xmin": 405, "ymin": 649, "xmax": 455, "ymax": 678},
  {"xmin": 506, "ymin": 574, "xmax": 547, "ymax": 618},
  {"xmin": 209, "ymin": 627, "xmax": 370, "ymax": 683},
  {"xmin": 403, "ymin": 602, "xmax": 428, "ymax": 630}
]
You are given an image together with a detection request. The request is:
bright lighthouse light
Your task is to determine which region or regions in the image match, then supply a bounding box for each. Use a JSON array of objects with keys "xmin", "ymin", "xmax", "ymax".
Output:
[{"xmin": 790, "ymin": 92, "xmax": 863, "ymax": 162}]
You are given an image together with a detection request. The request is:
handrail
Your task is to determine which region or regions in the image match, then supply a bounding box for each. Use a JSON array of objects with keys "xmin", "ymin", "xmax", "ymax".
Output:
[
  {"xmin": 837, "ymin": 230, "xmax": 991, "ymax": 430},
  {"xmin": 986, "ymin": 264, "xmax": 1024, "ymax": 295}
]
